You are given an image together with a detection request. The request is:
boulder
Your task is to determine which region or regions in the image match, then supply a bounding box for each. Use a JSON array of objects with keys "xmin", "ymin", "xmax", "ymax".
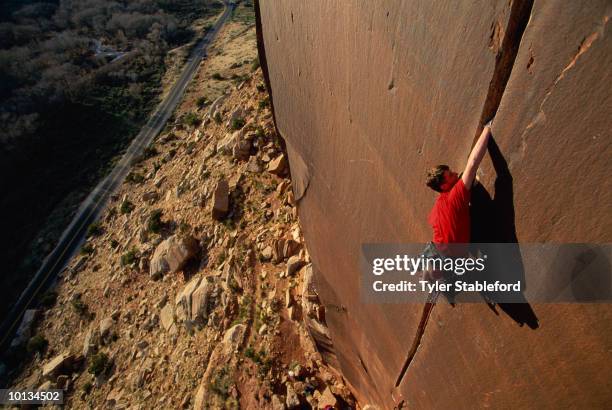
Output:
[
  {"xmin": 149, "ymin": 235, "xmax": 200, "ymax": 278},
  {"xmin": 318, "ymin": 387, "xmax": 337, "ymax": 409},
  {"xmin": 99, "ymin": 317, "xmax": 113, "ymax": 339},
  {"xmin": 82, "ymin": 325, "xmax": 97, "ymax": 357},
  {"xmin": 160, "ymin": 304, "xmax": 175, "ymax": 331},
  {"xmin": 286, "ymin": 384, "xmax": 300, "ymax": 409},
  {"xmin": 246, "ymin": 156, "xmax": 262, "ymax": 173},
  {"xmin": 191, "ymin": 280, "xmax": 214, "ymax": 322},
  {"xmin": 42, "ymin": 352, "xmax": 73, "ymax": 380},
  {"xmin": 268, "ymin": 154, "xmax": 288, "ymax": 176},
  {"xmin": 216, "ymin": 132, "xmax": 235, "ymax": 154},
  {"xmin": 211, "ymin": 179, "xmax": 230, "ymax": 220},
  {"xmin": 286, "ymin": 255, "xmax": 305, "ymax": 276},
  {"xmin": 222, "ymin": 323, "xmax": 246, "ymax": 356},
  {"xmin": 142, "ymin": 191, "xmax": 159, "ymax": 203},
  {"xmin": 283, "ymin": 239, "xmax": 301, "ymax": 259},
  {"xmin": 232, "ymin": 132, "xmax": 252, "ymax": 161},
  {"xmin": 175, "ymin": 276, "xmax": 202, "ymax": 321},
  {"xmin": 261, "ymin": 246, "xmax": 273, "ymax": 261}
]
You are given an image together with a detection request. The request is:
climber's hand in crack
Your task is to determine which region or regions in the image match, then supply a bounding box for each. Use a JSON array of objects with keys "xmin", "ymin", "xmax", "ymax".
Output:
[{"xmin": 461, "ymin": 118, "xmax": 493, "ymax": 190}]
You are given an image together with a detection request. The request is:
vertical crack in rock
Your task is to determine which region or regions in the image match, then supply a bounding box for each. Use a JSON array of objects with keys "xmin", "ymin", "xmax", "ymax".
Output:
[
  {"xmin": 394, "ymin": 293, "xmax": 438, "ymax": 388},
  {"xmin": 473, "ymin": 0, "xmax": 535, "ymax": 143},
  {"xmin": 395, "ymin": 0, "xmax": 535, "ymax": 392}
]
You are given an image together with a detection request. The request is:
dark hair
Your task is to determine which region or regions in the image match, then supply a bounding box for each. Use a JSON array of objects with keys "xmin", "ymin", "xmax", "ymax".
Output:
[{"xmin": 426, "ymin": 165, "xmax": 449, "ymax": 192}]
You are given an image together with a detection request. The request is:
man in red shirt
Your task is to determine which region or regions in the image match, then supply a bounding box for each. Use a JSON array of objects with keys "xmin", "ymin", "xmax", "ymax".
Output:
[{"xmin": 426, "ymin": 122, "xmax": 492, "ymax": 246}]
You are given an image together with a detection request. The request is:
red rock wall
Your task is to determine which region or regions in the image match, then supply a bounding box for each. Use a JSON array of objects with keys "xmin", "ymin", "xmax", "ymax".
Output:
[{"xmin": 255, "ymin": 1, "xmax": 612, "ymax": 408}]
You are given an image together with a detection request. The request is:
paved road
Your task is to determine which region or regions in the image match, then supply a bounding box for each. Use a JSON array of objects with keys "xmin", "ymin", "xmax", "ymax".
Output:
[{"xmin": 0, "ymin": 1, "xmax": 236, "ymax": 350}]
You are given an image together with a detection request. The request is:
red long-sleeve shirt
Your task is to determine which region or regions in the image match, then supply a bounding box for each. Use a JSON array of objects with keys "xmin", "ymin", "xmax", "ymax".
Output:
[{"xmin": 428, "ymin": 179, "xmax": 471, "ymax": 245}]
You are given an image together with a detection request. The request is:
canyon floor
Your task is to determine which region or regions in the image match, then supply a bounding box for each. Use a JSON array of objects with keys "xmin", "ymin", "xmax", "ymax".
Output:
[{"xmin": 6, "ymin": 10, "xmax": 356, "ymax": 410}]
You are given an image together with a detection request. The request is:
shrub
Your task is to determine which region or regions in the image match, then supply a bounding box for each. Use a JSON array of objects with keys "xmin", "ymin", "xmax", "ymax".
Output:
[
  {"xmin": 258, "ymin": 97, "xmax": 269, "ymax": 109},
  {"xmin": 71, "ymin": 298, "xmax": 88, "ymax": 317},
  {"xmin": 27, "ymin": 335, "xmax": 48, "ymax": 354},
  {"xmin": 88, "ymin": 352, "xmax": 110, "ymax": 376},
  {"xmin": 209, "ymin": 366, "xmax": 232, "ymax": 399},
  {"xmin": 184, "ymin": 112, "xmax": 201, "ymax": 127},
  {"xmin": 143, "ymin": 146, "xmax": 158, "ymax": 159},
  {"xmin": 80, "ymin": 243, "xmax": 94, "ymax": 255},
  {"xmin": 196, "ymin": 96, "xmax": 208, "ymax": 108},
  {"xmin": 230, "ymin": 117, "xmax": 245, "ymax": 130},
  {"xmin": 211, "ymin": 72, "xmax": 224, "ymax": 80},
  {"xmin": 213, "ymin": 112, "xmax": 222, "ymax": 124},
  {"xmin": 82, "ymin": 381, "xmax": 93, "ymax": 393},
  {"xmin": 256, "ymin": 83, "xmax": 265, "ymax": 92},
  {"xmin": 120, "ymin": 199, "xmax": 135, "ymax": 214},
  {"xmin": 87, "ymin": 222, "xmax": 103, "ymax": 237},
  {"xmin": 126, "ymin": 172, "xmax": 144, "ymax": 184},
  {"xmin": 147, "ymin": 209, "xmax": 163, "ymax": 234},
  {"xmin": 251, "ymin": 57, "xmax": 260, "ymax": 72},
  {"xmin": 179, "ymin": 221, "xmax": 190, "ymax": 234},
  {"xmin": 121, "ymin": 248, "xmax": 138, "ymax": 266},
  {"xmin": 40, "ymin": 291, "xmax": 58, "ymax": 308}
]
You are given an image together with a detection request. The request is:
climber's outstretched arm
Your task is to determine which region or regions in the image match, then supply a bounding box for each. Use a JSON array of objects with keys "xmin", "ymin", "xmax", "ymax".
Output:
[{"xmin": 461, "ymin": 123, "xmax": 492, "ymax": 189}]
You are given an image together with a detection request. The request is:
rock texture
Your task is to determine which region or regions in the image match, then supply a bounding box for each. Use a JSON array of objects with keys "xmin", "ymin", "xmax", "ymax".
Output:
[
  {"xmin": 149, "ymin": 235, "xmax": 199, "ymax": 278},
  {"xmin": 256, "ymin": 0, "xmax": 612, "ymax": 408}
]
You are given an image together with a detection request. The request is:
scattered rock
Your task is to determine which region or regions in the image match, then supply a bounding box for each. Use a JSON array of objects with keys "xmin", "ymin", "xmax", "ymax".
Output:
[
  {"xmin": 180, "ymin": 393, "xmax": 191, "ymax": 408},
  {"xmin": 191, "ymin": 280, "xmax": 214, "ymax": 322},
  {"xmin": 99, "ymin": 317, "xmax": 113, "ymax": 340},
  {"xmin": 232, "ymin": 132, "xmax": 252, "ymax": 161},
  {"xmin": 261, "ymin": 246, "xmax": 273, "ymax": 261},
  {"xmin": 42, "ymin": 352, "xmax": 73, "ymax": 380},
  {"xmin": 286, "ymin": 384, "xmax": 300, "ymax": 409},
  {"xmin": 224, "ymin": 323, "xmax": 246, "ymax": 349},
  {"xmin": 160, "ymin": 304, "xmax": 174, "ymax": 331},
  {"xmin": 56, "ymin": 375, "xmax": 69, "ymax": 390},
  {"xmin": 82, "ymin": 325, "xmax": 97, "ymax": 358},
  {"xmin": 149, "ymin": 235, "xmax": 200, "ymax": 278},
  {"xmin": 217, "ymin": 132, "xmax": 236, "ymax": 154},
  {"xmin": 268, "ymin": 154, "xmax": 288, "ymax": 176},
  {"xmin": 272, "ymin": 394, "xmax": 287, "ymax": 410},
  {"xmin": 285, "ymin": 289, "xmax": 292, "ymax": 308},
  {"xmin": 38, "ymin": 380, "xmax": 55, "ymax": 391},
  {"xmin": 175, "ymin": 276, "xmax": 202, "ymax": 321},
  {"xmin": 246, "ymin": 156, "xmax": 262, "ymax": 173},
  {"xmin": 286, "ymin": 255, "xmax": 305, "ymax": 276},
  {"xmin": 156, "ymin": 295, "xmax": 169, "ymax": 309},
  {"xmin": 283, "ymin": 239, "xmax": 301, "ymax": 259},
  {"xmin": 211, "ymin": 179, "xmax": 230, "ymax": 220},
  {"xmin": 277, "ymin": 179, "xmax": 291, "ymax": 195},
  {"xmin": 142, "ymin": 191, "xmax": 159, "ymax": 204},
  {"xmin": 318, "ymin": 386, "xmax": 337, "ymax": 409},
  {"xmin": 153, "ymin": 175, "xmax": 166, "ymax": 188},
  {"xmin": 288, "ymin": 306, "xmax": 297, "ymax": 321}
]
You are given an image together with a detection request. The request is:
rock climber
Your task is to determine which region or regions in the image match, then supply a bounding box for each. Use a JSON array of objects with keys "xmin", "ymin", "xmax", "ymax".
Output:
[{"xmin": 425, "ymin": 119, "xmax": 493, "ymax": 249}]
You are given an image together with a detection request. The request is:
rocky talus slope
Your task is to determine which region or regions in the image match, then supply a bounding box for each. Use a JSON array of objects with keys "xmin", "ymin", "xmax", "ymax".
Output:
[{"xmin": 8, "ymin": 73, "xmax": 356, "ymax": 409}]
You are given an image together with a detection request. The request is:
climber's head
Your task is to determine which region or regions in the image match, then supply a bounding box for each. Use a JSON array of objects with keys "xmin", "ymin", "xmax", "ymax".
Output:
[{"xmin": 426, "ymin": 165, "xmax": 458, "ymax": 193}]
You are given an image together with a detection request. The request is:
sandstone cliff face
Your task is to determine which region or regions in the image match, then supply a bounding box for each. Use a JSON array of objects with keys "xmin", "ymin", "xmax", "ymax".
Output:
[{"xmin": 256, "ymin": 1, "xmax": 612, "ymax": 408}]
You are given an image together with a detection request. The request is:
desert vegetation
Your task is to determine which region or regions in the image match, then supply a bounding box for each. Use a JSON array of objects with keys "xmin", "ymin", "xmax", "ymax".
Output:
[{"xmin": 0, "ymin": 0, "xmax": 223, "ymax": 322}]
